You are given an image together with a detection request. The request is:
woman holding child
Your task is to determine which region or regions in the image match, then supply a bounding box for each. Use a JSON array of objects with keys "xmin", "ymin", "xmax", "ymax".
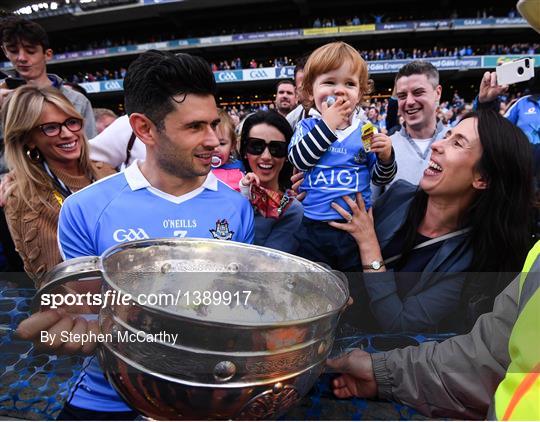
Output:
[
  {"xmin": 287, "ymin": 41, "xmax": 533, "ymax": 332},
  {"xmin": 332, "ymin": 109, "xmax": 534, "ymax": 332}
]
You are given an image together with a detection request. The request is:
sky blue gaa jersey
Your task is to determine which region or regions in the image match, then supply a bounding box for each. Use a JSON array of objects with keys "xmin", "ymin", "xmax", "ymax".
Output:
[
  {"xmin": 288, "ymin": 112, "xmax": 397, "ymax": 221},
  {"xmin": 57, "ymin": 162, "xmax": 254, "ymax": 412}
]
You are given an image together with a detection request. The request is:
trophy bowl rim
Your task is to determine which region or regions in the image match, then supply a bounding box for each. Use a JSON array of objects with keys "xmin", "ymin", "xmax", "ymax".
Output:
[{"xmin": 99, "ymin": 237, "xmax": 350, "ymax": 327}]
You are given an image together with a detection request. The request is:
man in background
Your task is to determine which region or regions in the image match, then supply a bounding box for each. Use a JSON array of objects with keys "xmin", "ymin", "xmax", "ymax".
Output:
[
  {"xmin": 274, "ymin": 79, "xmax": 297, "ymax": 117},
  {"xmin": 93, "ymin": 108, "xmax": 118, "ymax": 134}
]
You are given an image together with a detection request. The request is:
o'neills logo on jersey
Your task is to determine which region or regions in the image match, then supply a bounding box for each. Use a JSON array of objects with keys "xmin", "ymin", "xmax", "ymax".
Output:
[{"xmin": 113, "ymin": 228, "xmax": 150, "ymax": 242}]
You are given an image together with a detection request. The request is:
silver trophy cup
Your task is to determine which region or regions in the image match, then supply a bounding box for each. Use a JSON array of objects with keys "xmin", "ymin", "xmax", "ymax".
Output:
[{"xmin": 34, "ymin": 238, "xmax": 349, "ymax": 419}]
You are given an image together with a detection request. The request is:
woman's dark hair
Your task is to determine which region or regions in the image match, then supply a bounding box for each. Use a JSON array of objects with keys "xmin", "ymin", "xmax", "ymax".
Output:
[
  {"xmin": 124, "ymin": 50, "xmax": 216, "ymax": 130},
  {"xmin": 240, "ymin": 110, "xmax": 294, "ymax": 191},
  {"xmin": 399, "ymin": 110, "xmax": 534, "ymax": 296}
]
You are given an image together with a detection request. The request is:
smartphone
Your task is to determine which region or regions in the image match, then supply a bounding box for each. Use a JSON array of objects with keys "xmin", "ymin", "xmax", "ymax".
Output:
[
  {"xmin": 4, "ymin": 77, "xmax": 26, "ymax": 90},
  {"xmin": 496, "ymin": 58, "xmax": 535, "ymax": 86}
]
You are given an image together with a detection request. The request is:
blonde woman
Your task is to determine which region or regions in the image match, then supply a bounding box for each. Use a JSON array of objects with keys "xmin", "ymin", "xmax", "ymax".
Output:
[{"xmin": 2, "ymin": 85, "xmax": 115, "ymax": 285}]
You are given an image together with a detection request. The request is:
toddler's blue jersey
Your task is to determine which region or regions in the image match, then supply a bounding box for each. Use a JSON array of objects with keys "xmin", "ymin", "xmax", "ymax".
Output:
[
  {"xmin": 58, "ymin": 162, "xmax": 254, "ymax": 412},
  {"xmin": 289, "ymin": 116, "xmax": 377, "ymax": 220}
]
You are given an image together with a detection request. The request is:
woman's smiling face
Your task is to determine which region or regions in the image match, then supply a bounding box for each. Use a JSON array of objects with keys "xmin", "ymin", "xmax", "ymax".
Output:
[
  {"xmin": 421, "ymin": 117, "xmax": 485, "ymax": 200},
  {"xmin": 245, "ymin": 123, "xmax": 287, "ymax": 191}
]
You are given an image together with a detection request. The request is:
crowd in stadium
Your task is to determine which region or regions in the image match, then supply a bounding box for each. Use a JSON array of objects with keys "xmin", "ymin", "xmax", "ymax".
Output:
[
  {"xmin": 0, "ymin": 2, "xmax": 539, "ymax": 419},
  {"xmin": 65, "ymin": 42, "xmax": 540, "ymax": 85},
  {"xmin": 41, "ymin": 5, "xmax": 525, "ymax": 56}
]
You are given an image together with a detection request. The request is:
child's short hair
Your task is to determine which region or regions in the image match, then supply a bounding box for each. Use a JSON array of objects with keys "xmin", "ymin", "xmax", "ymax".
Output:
[
  {"xmin": 299, "ymin": 41, "xmax": 371, "ymax": 109},
  {"xmin": 217, "ymin": 109, "xmax": 238, "ymax": 155}
]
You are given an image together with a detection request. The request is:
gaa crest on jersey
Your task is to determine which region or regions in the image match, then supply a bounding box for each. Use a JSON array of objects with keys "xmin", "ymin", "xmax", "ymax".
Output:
[
  {"xmin": 354, "ymin": 149, "xmax": 368, "ymax": 164},
  {"xmin": 210, "ymin": 219, "xmax": 234, "ymax": 240}
]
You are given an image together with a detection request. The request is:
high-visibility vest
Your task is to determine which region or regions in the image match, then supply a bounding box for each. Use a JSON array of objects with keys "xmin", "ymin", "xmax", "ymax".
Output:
[{"xmin": 491, "ymin": 241, "xmax": 540, "ymax": 420}]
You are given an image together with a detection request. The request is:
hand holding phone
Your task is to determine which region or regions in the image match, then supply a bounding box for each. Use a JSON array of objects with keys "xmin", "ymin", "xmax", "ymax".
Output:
[{"xmin": 496, "ymin": 58, "xmax": 535, "ymax": 86}]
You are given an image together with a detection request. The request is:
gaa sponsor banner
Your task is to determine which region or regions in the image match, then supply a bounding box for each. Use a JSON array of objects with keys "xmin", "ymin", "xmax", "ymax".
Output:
[
  {"xmin": 454, "ymin": 18, "xmax": 494, "ymax": 26},
  {"xmin": 214, "ymin": 70, "xmax": 243, "ymax": 83},
  {"xmin": 266, "ymin": 29, "xmax": 301, "ymax": 38},
  {"xmin": 483, "ymin": 55, "xmax": 540, "ymax": 67},
  {"xmin": 111, "ymin": 45, "xmax": 139, "ymax": 54},
  {"xmin": 494, "ymin": 17, "xmax": 527, "ymax": 25},
  {"xmin": 78, "ymin": 82, "xmax": 102, "ymax": 94},
  {"xmin": 368, "ymin": 57, "xmax": 482, "ymax": 74},
  {"xmin": 428, "ymin": 57, "xmax": 483, "ymax": 69},
  {"xmin": 242, "ymin": 67, "xmax": 276, "ymax": 81},
  {"xmin": 276, "ymin": 66, "xmax": 295, "ymax": 79},
  {"xmin": 79, "ymin": 80, "xmax": 124, "ymax": 93},
  {"xmin": 303, "ymin": 27, "xmax": 339, "ymax": 36},
  {"xmin": 339, "ymin": 24, "xmax": 376, "ymax": 33},
  {"xmin": 199, "ymin": 35, "xmax": 234, "ymax": 45},
  {"xmin": 136, "ymin": 41, "xmax": 169, "ymax": 51},
  {"xmin": 416, "ymin": 20, "xmax": 451, "ymax": 29},
  {"xmin": 376, "ymin": 22, "xmax": 415, "ymax": 30},
  {"xmin": 233, "ymin": 30, "xmax": 301, "ymax": 41}
]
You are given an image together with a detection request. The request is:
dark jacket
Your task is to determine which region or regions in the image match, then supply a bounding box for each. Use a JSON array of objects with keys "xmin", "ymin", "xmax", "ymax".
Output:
[
  {"xmin": 363, "ymin": 180, "xmax": 473, "ymax": 332},
  {"xmin": 254, "ymin": 198, "xmax": 303, "ymax": 253}
]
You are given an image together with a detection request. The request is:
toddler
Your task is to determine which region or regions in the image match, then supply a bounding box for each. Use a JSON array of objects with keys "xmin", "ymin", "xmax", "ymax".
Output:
[
  {"xmin": 288, "ymin": 41, "xmax": 397, "ymax": 271},
  {"xmin": 211, "ymin": 109, "xmax": 244, "ymax": 190}
]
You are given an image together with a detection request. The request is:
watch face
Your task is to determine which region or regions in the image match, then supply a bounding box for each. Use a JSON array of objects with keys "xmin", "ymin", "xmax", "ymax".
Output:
[{"xmin": 372, "ymin": 261, "xmax": 381, "ymax": 270}]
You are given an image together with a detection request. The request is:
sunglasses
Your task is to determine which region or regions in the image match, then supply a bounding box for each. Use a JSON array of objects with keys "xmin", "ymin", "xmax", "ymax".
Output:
[
  {"xmin": 246, "ymin": 137, "xmax": 288, "ymax": 158},
  {"xmin": 36, "ymin": 117, "xmax": 83, "ymax": 137}
]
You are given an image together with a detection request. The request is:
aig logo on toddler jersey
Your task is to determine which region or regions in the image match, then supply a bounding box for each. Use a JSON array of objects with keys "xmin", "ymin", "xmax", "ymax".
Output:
[{"xmin": 113, "ymin": 228, "xmax": 150, "ymax": 242}]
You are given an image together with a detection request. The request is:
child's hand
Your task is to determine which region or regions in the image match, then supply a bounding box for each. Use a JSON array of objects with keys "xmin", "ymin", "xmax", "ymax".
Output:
[
  {"xmin": 321, "ymin": 96, "xmax": 353, "ymax": 132},
  {"xmin": 240, "ymin": 172, "xmax": 260, "ymax": 187},
  {"xmin": 370, "ymin": 133, "xmax": 392, "ymax": 163}
]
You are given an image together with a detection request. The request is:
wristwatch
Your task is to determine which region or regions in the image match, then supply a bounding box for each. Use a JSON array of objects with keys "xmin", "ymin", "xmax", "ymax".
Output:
[{"xmin": 362, "ymin": 260, "xmax": 384, "ymax": 270}]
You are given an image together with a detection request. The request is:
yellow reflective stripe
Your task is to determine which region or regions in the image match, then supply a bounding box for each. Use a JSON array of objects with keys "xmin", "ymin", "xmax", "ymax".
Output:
[
  {"xmin": 519, "ymin": 241, "xmax": 540, "ymax": 294},
  {"xmin": 495, "ymin": 284, "xmax": 540, "ymax": 420},
  {"xmin": 505, "ymin": 375, "xmax": 540, "ymax": 420},
  {"xmin": 502, "ymin": 364, "xmax": 540, "ymax": 420}
]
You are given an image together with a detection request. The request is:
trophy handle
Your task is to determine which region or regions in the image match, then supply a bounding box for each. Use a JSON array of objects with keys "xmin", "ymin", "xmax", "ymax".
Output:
[{"xmin": 31, "ymin": 256, "xmax": 103, "ymax": 313}]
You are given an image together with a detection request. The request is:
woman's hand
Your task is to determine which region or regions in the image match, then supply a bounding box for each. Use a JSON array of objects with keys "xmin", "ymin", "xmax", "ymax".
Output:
[
  {"xmin": 290, "ymin": 171, "xmax": 306, "ymax": 201},
  {"xmin": 330, "ymin": 194, "xmax": 385, "ymax": 271},
  {"xmin": 478, "ymin": 71, "xmax": 508, "ymax": 104},
  {"xmin": 370, "ymin": 133, "xmax": 392, "ymax": 163},
  {"xmin": 328, "ymin": 193, "xmax": 377, "ymax": 244},
  {"xmin": 240, "ymin": 172, "xmax": 260, "ymax": 187}
]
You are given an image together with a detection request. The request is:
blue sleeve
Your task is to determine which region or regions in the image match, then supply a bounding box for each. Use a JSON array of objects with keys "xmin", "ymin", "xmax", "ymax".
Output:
[
  {"xmin": 371, "ymin": 148, "xmax": 397, "ymax": 186},
  {"xmin": 58, "ymin": 198, "xmax": 97, "ymax": 260},
  {"xmin": 362, "ymin": 271, "xmax": 465, "ymax": 332},
  {"xmin": 288, "ymin": 118, "xmax": 337, "ymax": 171}
]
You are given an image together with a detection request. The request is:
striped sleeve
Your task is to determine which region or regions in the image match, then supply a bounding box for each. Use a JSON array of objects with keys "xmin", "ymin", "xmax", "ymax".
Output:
[
  {"xmin": 288, "ymin": 119, "xmax": 337, "ymax": 171},
  {"xmin": 371, "ymin": 148, "xmax": 397, "ymax": 186}
]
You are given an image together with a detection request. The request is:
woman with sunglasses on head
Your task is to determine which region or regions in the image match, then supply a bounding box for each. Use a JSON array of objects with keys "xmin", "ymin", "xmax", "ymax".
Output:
[
  {"xmin": 1, "ymin": 85, "xmax": 115, "ymax": 286},
  {"xmin": 239, "ymin": 110, "xmax": 303, "ymax": 253}
]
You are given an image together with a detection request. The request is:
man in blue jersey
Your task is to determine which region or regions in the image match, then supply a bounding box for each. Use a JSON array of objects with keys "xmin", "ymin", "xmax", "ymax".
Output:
[{"xmin": 17, "ymin": 50, "xmax": 254, "ymax": 420}]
